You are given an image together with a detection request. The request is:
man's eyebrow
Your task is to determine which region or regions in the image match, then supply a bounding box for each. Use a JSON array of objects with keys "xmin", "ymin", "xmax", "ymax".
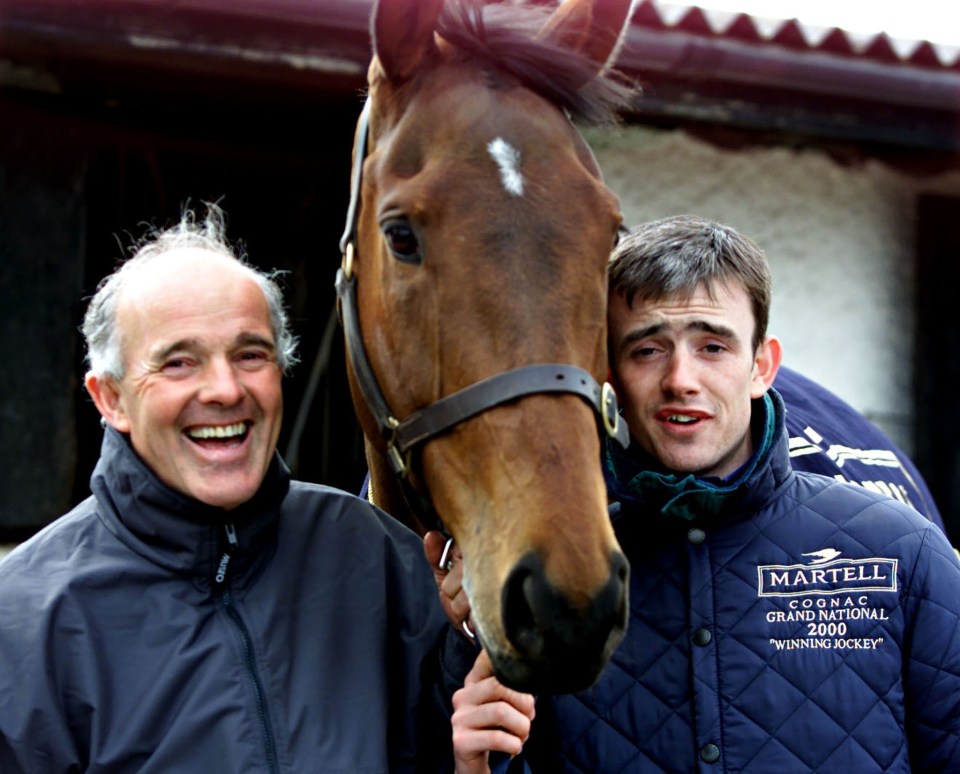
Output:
[
  {"xmin": 687, "ymin": 320, "xmax": 738, "ymax": 340},
  {"xmin": 149, "ymin": 333, "xmax": 276, "ymax": 363},
  {"xmin": 618, "ymin": 319, "xmax": 739, "ymax": 353},
  {"xmin": 150, "ymin": 338, "xmax": 201, "ymax": 363},
  {"xmin": 619, "ymin": 323, "xmax": 665, "ymax": 351},
  {"xmin": 236, "ymin": 332, "xmax": 277, "ymax": 352}
]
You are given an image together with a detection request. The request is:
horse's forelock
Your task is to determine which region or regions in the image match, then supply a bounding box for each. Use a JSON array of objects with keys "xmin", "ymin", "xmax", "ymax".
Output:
[{"xmin": 436, "ymin": 0, "xmax": 637, "ymax": 125}]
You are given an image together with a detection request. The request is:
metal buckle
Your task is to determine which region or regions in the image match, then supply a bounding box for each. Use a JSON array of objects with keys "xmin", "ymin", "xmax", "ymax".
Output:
[
  {"xmin": 387, "ymin": 442, "xmax": 409, "ymax": 479},
  {"xmin": 601, "ymin": 381, "xmax": 620, "ymax": 440},
  {"xmin": 386, "ymin": 414, "xmax": 408, "ymax": 478},
  {"xmin": 342, "ymin": 242, "xmax": 355, "ymax": 280},
  {"xmin": 439, "ymin": 537, "xmax": 455, "ymax": 571}
]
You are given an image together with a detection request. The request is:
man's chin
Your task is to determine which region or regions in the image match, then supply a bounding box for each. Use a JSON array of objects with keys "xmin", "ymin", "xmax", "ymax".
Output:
[
  {"xmin": 185, "ymin": 476, "xmax": 263, "ymax": 511},
  {"xmin": 655, "ymin": 448, "xmax": 714, "ymax": 476}
]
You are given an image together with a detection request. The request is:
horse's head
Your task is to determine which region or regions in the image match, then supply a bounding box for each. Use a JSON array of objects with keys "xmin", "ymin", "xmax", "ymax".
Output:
[{"xmin": 338, "ymin": 0, "xmax": 635, "ymax": 693}]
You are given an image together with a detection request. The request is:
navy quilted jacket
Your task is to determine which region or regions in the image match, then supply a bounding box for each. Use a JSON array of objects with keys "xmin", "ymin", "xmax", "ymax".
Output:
[{"xmin": 521, "ymin": 390, "xmax": 960, "ymax": 773}]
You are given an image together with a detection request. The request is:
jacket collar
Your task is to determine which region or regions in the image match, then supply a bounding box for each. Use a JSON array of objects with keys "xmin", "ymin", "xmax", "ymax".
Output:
[
  {"xmin": 604, "ymin": 389, "xmax": 792, "ymax": 522},
  {"xmin": 90, "ymin": 427, "xmax": 290, "ymax": 583}
]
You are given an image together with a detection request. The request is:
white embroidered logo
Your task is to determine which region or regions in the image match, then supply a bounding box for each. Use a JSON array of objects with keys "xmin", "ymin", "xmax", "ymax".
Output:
[
  {"xmin": 801, "ymin": 547, "xmax": 842, "ymax": 564},
  {"xmin": 758, "ymin": 549, "xmax": 897, "ymax": 653},
  {"xmin": 758, "ymin": 551, "xmax": 897, "ymax": 598}
]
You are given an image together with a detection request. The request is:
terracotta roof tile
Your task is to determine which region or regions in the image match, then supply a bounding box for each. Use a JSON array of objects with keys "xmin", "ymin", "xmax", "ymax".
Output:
[{"xmin": 644, "ymin": 0, "xmax": 960, "ymax": 68}]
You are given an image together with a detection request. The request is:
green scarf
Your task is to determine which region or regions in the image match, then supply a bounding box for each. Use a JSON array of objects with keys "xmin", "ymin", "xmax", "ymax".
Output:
[{"xmin": 603, "ymin": 392, "xmax": 777, "ymax": 521}]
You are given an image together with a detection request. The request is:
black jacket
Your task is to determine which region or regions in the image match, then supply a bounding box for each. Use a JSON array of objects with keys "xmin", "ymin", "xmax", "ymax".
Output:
[{"xmin": 0, "ymin": 428, "xmax": 456, "ymax": 773}]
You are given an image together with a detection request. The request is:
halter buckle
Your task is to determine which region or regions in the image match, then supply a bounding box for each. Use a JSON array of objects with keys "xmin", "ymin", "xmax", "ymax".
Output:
[
  {"xmin": 601, "ymin": 381, "xmax": 621, "ymax": 441},
  {"xmin": 387, "ymin": 441, "xmax": 410, "ymax": 479},
  {"xmin": 342, "ymin": 242, "xmax": 355, "ymax": 281}
]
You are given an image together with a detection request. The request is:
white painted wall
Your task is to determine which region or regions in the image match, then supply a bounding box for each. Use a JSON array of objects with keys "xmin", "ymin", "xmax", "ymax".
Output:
[{"xmin": 588, "ymin": 124, "xmax": 960, "ymax": 452}]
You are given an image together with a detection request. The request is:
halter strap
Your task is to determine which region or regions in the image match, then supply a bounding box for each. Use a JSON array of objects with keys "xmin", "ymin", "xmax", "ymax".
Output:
[
  {"xmin": 336, "ymin": 266, "xmax": 626, "ymax": 472},
  {"xmin": 394, "ymin": 363, "xmax": 627, "ymax": 453},
  {"xmin": 339, "ymin": 100, "xmax": 370, "ymax": 258}
]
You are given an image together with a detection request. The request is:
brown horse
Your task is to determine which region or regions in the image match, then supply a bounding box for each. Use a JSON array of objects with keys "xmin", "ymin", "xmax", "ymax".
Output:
[{"xmin": 336, "ymin": 0, "xmax": 636, "ymax": 694}]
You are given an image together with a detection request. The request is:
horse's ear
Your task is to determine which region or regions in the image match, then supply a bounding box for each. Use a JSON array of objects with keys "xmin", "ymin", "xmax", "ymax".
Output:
[
  {"xmin": 538, "ymin": 0, "xmax": 633, "ymax": 74},
  {"xmin": 371, "ymin": 0, "xmax": 445, "ymax": 81}
]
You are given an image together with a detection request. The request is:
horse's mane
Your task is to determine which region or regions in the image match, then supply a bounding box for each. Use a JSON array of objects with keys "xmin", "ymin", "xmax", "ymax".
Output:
[{"xmin": 436, "ymin": 0, "xmax": 638, "ymax": 125}]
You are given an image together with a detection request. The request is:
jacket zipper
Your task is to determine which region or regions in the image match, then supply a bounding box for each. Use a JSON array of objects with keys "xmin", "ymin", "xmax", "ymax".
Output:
[{"xmin": 214, "ymin": 521, "xmax": 280, "ymax": 774}]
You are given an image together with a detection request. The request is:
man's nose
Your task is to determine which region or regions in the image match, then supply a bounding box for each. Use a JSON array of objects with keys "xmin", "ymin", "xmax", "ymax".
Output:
[
  {"xmin": 199, "ymin": 358, "xmax": 244, "ymax": 405},
  {"xmin": 661, "ymin": 350, "xmax": 699, "ymax": 395}
]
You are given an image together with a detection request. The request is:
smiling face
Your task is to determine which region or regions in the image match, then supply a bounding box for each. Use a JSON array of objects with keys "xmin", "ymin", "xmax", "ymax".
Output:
[
  {"xmin": 85, "ymin": 248, "xmax": 284, "ymax": 509},
  {"xmin": 608, "ymin": 278, "xmax": 781, "ymax": 478}
]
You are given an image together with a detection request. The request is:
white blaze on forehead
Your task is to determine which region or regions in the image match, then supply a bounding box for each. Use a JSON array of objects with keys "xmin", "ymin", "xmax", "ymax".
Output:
[{"xmin": 487, "ymin": 137, "xmax": 524, "ymax": 197}]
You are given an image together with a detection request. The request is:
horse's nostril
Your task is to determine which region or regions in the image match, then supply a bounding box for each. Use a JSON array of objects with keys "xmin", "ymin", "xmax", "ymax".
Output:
[
  {"xmin": 502, "ymin": 557, "xmax": 544, "ymax": 658},
  {"xmin": 612, "ymin": 550, "xmax": 629, "ymax": 592},
  {"xmin": 611, "ymin": 550, "xmax": 630, "ymax": 623}
]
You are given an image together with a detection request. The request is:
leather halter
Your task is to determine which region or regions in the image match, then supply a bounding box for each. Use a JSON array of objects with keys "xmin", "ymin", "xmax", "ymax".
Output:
[{"xmin": 336, "ymin": 100, "xmax": 628, "ymax": 531}]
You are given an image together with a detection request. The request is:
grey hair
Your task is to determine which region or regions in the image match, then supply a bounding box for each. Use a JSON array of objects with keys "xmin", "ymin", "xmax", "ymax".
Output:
[
  {"xmin": 608, "ymin": 214, "xmax": 773, "ymax": 351},
  {"xmin": 82, "ymin": 203, "xmax": 299, "ymax": 379}
]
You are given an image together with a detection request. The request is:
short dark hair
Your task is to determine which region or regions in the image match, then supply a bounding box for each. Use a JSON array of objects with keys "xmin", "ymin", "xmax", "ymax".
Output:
[{"xmin": 608, "ymin": 214, "xmax": 772, "ymax": 350}]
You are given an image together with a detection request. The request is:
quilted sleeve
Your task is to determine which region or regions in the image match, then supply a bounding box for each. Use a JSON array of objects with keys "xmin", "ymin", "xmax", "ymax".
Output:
[{"xmin": 903, "ymin": 523, "xmax": 960, "ymax": 771}]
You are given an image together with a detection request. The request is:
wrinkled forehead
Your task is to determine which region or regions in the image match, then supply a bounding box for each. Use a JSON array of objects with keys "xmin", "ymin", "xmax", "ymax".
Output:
[
  {"xmin": 120, "ymin": 248, "xmax": 254, "ymax": 303},
  {"xmin": 116, "ymin": 249, "xmax": 272, "ymax": 339},
  {"xmin": 610, "ymin": 279, "xmax": 758, "ymax": 341}
]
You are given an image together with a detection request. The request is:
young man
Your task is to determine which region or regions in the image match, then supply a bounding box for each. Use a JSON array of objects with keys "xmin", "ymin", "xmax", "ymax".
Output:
[
  {"xmin": 0, "ymin": 205, "xmax": 489, "ymax": 772},
  {"xmin": 443, "ymin": 215, "xmax": 960, "ymax": 772}
]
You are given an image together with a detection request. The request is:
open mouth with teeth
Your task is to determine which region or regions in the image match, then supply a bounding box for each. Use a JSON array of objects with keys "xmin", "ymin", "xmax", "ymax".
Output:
[
  {"xmin": 665, "ymin": 414, "xmax": 698, "ymax": 424},
  {"xmin": 185, "ymin": 422, "xmax": 250, "ymax": 447}
]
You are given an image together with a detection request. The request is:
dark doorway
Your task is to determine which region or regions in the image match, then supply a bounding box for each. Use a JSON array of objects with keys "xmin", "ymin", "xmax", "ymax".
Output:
[
  {"xmin": 916, "ymin": 194, "xmax": 960, "ymax": 544},
  {"xmin": 1, "ymin": 88, "xmax": 369, "ymax": 537}
]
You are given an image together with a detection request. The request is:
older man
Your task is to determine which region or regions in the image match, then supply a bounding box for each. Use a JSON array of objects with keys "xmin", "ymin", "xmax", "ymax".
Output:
[{"xmin": 0, "ymin": 205, "xmax": 478, "ymax": 772}]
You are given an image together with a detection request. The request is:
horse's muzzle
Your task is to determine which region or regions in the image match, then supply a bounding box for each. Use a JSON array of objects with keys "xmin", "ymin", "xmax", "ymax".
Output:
[{"xmin": 497, "ymin": 549, "xmax": 629, "ymax": 694}]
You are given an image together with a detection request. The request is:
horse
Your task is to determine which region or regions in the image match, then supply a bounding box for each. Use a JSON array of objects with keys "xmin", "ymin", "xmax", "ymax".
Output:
[{"xmin": 335, "ymin": 0, "xmax": 637, "ymax": 694}]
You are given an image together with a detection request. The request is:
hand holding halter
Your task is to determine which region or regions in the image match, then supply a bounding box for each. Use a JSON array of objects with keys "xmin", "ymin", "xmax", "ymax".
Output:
[{"xmin": 426, "ymin": 532, "xmax": 478, "ymax": 641}]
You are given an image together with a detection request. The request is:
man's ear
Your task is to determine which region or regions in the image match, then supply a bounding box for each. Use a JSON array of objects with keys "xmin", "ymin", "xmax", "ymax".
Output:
[
  {"xmin": 607, "ymin": 361, "xmax": 626, "ymax": 401},
  {"xmin": 751, "ymin": 336, "xmax": 782, "ymax": 398},
  {"xmin": 85, "ymin": 372, "xmax": 131, "ymax": 432}
]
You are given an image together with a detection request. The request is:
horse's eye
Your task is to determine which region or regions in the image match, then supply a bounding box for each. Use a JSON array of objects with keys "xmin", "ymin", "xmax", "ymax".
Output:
[{"xmin": 382, "ymin": 219, "xmax": 422, "ymax": 264}]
